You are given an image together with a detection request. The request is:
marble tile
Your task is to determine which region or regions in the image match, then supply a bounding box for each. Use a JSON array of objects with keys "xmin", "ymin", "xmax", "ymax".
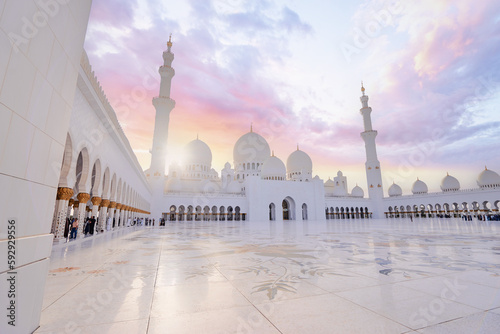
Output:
[
  {"xmin": 417, "ymin": 311, "xmax": 500, "ymax": 334},
  {"xmin": 148, "ymin": 306, "xmax": 280, "ymax": 334},
  {"xmin": 396, "ymin": 275, "xmax": 500, "ymax": 310},
  {"xmin": 150, "ymin": 281, "xmax": 251, "ymax": 318},
  {"xmin": 337, "ymin": 284, "xmax": 482, "ymax": 330},
  {"xmin": 36, "ymin": 319, "xmax": 149, "ymax": 334},
  {"xmin": 255, "ymin": 293, "xmax": 410, "ymax": 334}
]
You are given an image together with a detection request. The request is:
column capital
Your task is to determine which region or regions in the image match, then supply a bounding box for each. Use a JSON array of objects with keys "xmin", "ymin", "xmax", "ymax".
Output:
[
  {"xmin": 101, "ymin": 199, "xmax": 110, "ymax": 208},
  {"xmin": 109, "ymin": 201, "xmax": 117, "ymax": 209},
  {"xmin": 91, "ymin": 197, "xmax": 102, "ymax": 206},
  {"xmin": 77, "ymin": 192, "xmax": 91, "ymax": 204},
  {"xmin": 116, "ymin": 203, "xmax": 122, "ymax": 210},
  {"xmin": 56, "ymin": 187, "xmax": 74, "ymax": 200}
]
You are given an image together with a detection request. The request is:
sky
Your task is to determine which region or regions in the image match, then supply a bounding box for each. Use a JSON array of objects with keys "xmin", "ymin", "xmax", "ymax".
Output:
[{"xmin": 83, "ymin": 0, "xmax": 500, "ymax": 194}]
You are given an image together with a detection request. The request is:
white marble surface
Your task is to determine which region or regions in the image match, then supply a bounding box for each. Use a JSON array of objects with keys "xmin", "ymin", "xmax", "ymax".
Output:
[{"xmin": 35, "ymin": 218, "xmax": 500, "ymax": 333}]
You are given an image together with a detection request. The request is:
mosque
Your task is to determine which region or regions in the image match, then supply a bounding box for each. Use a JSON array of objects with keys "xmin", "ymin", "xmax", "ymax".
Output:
[
  {"xmin": 1, "ymin": 2, "xmax": 500, "ymax": 333},
  {"xmin": 144, "ymin": 38, "xmax": 500, "ymax": 224}
]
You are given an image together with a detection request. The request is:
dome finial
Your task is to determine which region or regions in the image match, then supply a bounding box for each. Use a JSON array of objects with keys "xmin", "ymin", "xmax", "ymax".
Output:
[
  {"xmin": 272, "ymin": 150, "xmax": 275, "ymax": 157},
  {"xmin": 297, "ymin": 143, "xmax": 299, "ymax": 151},
  {"xmin": 196, "ymin": 133, "xmax": 199, "ymax": 140},
  {"xmin": 361, "ymin": 81, "xmax": 365, "ymax": 95},
  {"xmin": 485, "ymin": 165, "xmax": 488, "ymax": 170},
  {"xmin": 167, "ymin": 33, "xmax": 173, "ymax": 51},
  {"xmin": 250, "ymin": 122, "xmax": 253, "ymax": 133}
]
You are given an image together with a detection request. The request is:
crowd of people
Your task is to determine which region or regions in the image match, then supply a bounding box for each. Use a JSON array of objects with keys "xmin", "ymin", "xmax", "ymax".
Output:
[{"xmin": 63, "ymin": 216, "xmax": 155, "ymax": 241}]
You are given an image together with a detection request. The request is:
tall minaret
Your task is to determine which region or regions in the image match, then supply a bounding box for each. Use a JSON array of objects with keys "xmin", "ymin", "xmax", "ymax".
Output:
[
  {"xmin": 149, "ymin": 35, "xmax": 176, "ymax": 178},
  {"xmin": 359, "ymin": 83, "xmax": 384, "ymax": 217}
]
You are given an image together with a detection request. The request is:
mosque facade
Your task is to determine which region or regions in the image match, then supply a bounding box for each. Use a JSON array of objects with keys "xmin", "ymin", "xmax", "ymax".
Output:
[{"xmin": 146, "ymin": 41, "xmax": 500, "ymax": 223}]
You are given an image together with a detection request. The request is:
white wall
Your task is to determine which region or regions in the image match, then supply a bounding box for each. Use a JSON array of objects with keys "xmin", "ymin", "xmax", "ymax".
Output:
[{"xmin": 0, "ymin": 1, "xmax": 93, "ymax": 333}]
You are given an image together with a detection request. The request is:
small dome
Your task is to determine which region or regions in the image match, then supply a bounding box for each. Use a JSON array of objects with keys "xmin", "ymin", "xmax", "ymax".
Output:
[
  {"xmin": 165, "ymin": 178, "xmax": 182, "ymax": 192},
  {"xmin": 337, "ymin": 171, "xmax": 344, "ymax": 177},
  {"xmin": 184, "ymin": 139, "xmax": 212, "ymax": 166},
  {"xmin": 261, "ymin": 156, "xmax": 286, "ymax": 180},
  {"xmin": 412, "ymin": 179, "xmax": 428, "ymax": 194},
  {"xmin": 477, "ymin": 168, "xmax": 500, "ymax": 188},
  {"xmin": 324, "ymin": 178, "xmax": 335, "ymax": 187},
  {"xmin": 226, "ymin": 180, "xmax": 243, "ymax": 194},
  {"xmin": 441, "ymin": 174, "xmax": 460, "ymax": 192},
  {"xmin": 388, "ymin": 183, "xmax": 402, "ymax": 197},
  {"xmin": 286, "ymin": 149, "xmax": 313, "ymax": 175},
  {"xmin": 233, "ymin": 131, "xmax": 270, "ymax": 164},
  {"xmin": 224, "ymin": 162, "xmax": 231, "ymax": 170},
  {"xmin": 351, "ymin": 185, "xmax": 364, "ymax": 198}
]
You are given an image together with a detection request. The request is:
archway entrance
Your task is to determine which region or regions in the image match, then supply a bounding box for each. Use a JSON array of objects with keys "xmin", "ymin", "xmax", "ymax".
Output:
[
  {"xmin": 282, "ymin": 197, "xmax": 295, "ymax": 220},
  {"xmin": 269, "ymin": 203, "xmax": 276, "ymax": 221}
]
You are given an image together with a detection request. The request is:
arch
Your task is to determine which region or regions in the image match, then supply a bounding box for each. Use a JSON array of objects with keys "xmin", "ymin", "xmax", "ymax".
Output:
[
  {"xmin": 219, "ymin": 206, "xmax": 226, "ymax": 221},
  {"xmin": 282, "ymin": 197, "xmax": 296, "ymax": 220},
  {"xmin": 203, "ymin": 206, "xmax": 210, "ymax": 221},
  {"xmin": 211, "ymin": 206, "xmax": 218, "ymax": 221},
  {"xmin": 110, "ymin": 173, "xmax": 117, "ymax": 200},
  {"xmin": 227, "ymin": 206, "xmax": 234, "ymax": 221},
  {"xmin": 90, "ymin": 159, "xmax": 102, "ymax": 197},
  {"xmin": 116, "ymin": 178, "xmax": 122, "ymax": 203},
  {"xmin": 269, "ymin": 203, "xmax": 276, "ymax": 221},
  {"xmin": 187, "ymin": 205, "xmax": 194, "ymax": 221},
  {"xmin": 58, "ymin": 133, "xmax": 73, "ymax": 187},
  {"xmin": 75, "ymin": 148, "xmax": 90, "ymax": 193},
  {"xmin": 235, "ymin": 206, "xmax": 241, "ymax": 221},
  {"xmin": 102, "ymin": 167, "xmax": 110, "ymax": 199},
  {"xmin": 195, "ymin": 206, "xmax": 202, "ymax": 221},
  {"xmin": 169, "ymin": 205, "xmax": 177, "ymax": 221},
  {"xmin": 302, "ymin": 203, "xmax": 308, "ymax": 220},
  {"xmin": 178, "ymin": 205, "xmax": 185, "ymax": 221}
]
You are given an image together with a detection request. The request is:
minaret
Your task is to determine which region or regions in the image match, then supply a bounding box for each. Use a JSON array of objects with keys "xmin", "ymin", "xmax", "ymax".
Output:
[
  {"xmin": 149, "ymin": 35, "xmax": 176, "ymax": 178},
  {"xmin": 359, "ymin": 83, "xmax": 384, "ymax": 217}
]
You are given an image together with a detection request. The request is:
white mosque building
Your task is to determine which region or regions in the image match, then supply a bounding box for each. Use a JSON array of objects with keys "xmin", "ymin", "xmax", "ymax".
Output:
[
  {"xmin": 1, "ymin": 2, "xmax": 500, "ymax": 333},
  {"xmin": 144, "ymin": 39, "xmax": 500, "ymax": 223}
]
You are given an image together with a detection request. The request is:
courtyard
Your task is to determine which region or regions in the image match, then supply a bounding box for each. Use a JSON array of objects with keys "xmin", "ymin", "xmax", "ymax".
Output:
[{"xmin": 36, "ymin": 218, "xmax": 500, "ymax": 333}]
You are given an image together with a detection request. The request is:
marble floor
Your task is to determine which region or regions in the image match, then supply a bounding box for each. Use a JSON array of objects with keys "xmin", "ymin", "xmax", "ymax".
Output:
[{"xmin": 35, "ymin": 218, "xmax": 500, "ymax": 334}]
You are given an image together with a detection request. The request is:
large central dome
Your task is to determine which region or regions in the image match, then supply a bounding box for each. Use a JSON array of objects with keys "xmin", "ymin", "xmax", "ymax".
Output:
[
  {"xmin": 184, "ymin": 139, "xmax": 212, "ymax": 166},
  {"xmin": 233, "ymin": 131, "xmax": 270, "ymax": 164}
]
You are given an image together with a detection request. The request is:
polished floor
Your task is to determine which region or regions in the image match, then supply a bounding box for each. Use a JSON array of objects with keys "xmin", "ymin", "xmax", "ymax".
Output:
[{"xmin": 36, "ymin": 218, "xmax": 500, "ymax": 333}]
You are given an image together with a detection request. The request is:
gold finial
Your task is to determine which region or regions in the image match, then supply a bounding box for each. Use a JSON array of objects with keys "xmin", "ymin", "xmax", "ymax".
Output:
[
  {"xmin": 272, "ymin": 150, "xmax": 275, "ymax": 157},
  {"xmin": 361, "ymin": 81, "xmax": 365, "ymax": 94},
  {"xmin": 250, "ymin": 123, "xmax": 253, "ymax": 133},
  {"xmin": 485, "ymin": 165, "xmax": 488, "ymax": 170},
  {"xmin": 196, "ymin": 133, "xmax": 199, "ymax": 140},
  {"xmin": 297, "ymin": 144, "xmax": 299, "ymax": 151},
  {"xmin": 167, "ymin": 34, "xmax": 173, "ymax": 48}
]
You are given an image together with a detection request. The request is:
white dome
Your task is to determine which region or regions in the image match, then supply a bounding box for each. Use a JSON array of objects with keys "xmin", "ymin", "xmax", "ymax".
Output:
[
  {"xmin": 226, "ymin": 180, "xmax": 243, "ymax": 194},
  {"xmin": 441, "ymin": 174, "xmax": 460, "ymax": 192},
  {"xmin": 324, "ymin": 179, "xmax": 335, "ymax": 187},
  {"xmin": 233, "ymin": 131, "xmax": 270, "ymax": 164},
  {"xmin": 286, "ymin": 149, "xmax": 312, "ymax": 174},
  {"xmin": 412, "ymin": 179, "xmax": 428, "ymax": 194},
  {"xmin": 388, "ymin": 183, "xmax": 402, "ymax": 197},
  {"xmin": 351, "ymin": 185, "xmax": 364, "ymax": 198},
  {"xmin": 477, "ymin": 168, "xmax": 500, "ymax": 188},
  {"xmin": 261, "ymin": 156, "xmax": 286, "ymax": 180},
  {"xmin": 184, "ymin": 139, "xmax": 212, "ymax": 166},
  {"xmin": 165, "ymin": 178, "xmax": 182, "ymax": 192}
]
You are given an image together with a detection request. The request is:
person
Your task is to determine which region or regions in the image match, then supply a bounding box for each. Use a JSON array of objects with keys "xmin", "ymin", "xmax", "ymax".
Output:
[
  {"xmin": 70, "ymin": 218, "xmax": 78, "ymax": 239},
  {"xmin": 89, "ymin": 216, "xmax": 96, "ymax": 235}
]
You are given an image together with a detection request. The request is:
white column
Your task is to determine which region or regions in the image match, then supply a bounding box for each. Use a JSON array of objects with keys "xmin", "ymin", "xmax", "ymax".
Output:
[
  {"xmin": 98, "ymin": 200, "xmax": 110, "ymax": 232},
  {"xmin": 76, "ymin": 193, "xmax": 90, "ymax": 237},
  {"xmin": 52, "ymin": 188, "xmax": 74, "ymax": 241}
]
